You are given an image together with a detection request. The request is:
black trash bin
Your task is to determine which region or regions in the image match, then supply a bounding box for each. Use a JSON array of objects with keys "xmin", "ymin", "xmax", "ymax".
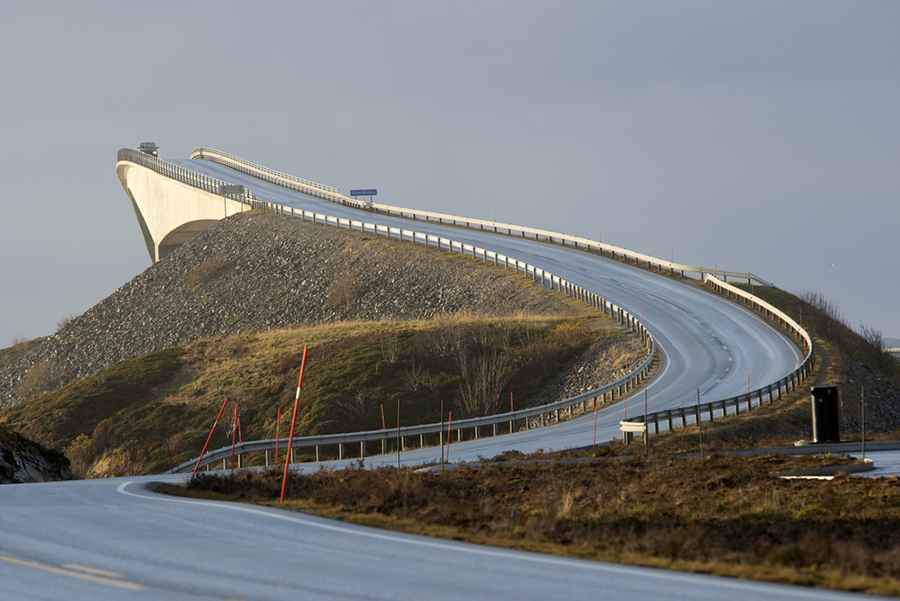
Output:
[{"xmin": 810, "ymin": 386, "xmax": 840, "ymax": 443}]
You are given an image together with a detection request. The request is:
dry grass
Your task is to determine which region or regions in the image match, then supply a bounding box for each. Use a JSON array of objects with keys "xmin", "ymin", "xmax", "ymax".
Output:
[
  {"xmin": 2, "ymin": 313, "xmax": 632, "ymax": 476},
  {"xmin": 160, "ymin": 452, "xmax": 900, "ymax": 596}
]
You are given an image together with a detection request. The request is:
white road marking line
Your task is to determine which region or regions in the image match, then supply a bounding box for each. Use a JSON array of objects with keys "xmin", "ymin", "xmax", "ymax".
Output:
[
  {"xmin": 62, "ymin": 563, "xmax": 123, "ymax": 579},
  {"xmin": 0, "ymin": 555, "xmax": 143, "ymax": 591},
  {"xmin": 117, "ymin": 481, "xmax": 841, "ymax": 600}
]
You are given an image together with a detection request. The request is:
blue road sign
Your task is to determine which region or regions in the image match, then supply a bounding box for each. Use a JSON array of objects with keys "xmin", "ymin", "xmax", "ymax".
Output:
[{"xmin": 350, "ymin": 189, "xmax": 377, "ymax": 197}]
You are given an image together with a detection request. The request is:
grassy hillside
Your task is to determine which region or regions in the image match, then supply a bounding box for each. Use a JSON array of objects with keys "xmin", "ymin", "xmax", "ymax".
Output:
[
  {"xmin": 1, "ymin": 211, "xmax": 582, "ymax": 408},
  {"xmin": 1, "ymin": 313, "xmax": 642, "ymax": 477}
]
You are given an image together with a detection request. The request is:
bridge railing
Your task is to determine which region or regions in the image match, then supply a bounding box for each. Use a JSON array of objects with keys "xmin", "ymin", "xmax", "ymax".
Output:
[
  {"xmin": 168, "ymin": 197, "xmax": 659, "ymax": 473},
  {"xmin": 117, "ymin": 148, "xmax": 253, "ymax": 203},
  {"xmin": 190, "ymin": 147, "xmax": 772, "ymax": 286}
]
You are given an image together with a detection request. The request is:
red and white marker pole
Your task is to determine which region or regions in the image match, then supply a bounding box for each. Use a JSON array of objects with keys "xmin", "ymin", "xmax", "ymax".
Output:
[
  {"xmin": 193, "ymin": 398, "xmax": 229, "ymax": 477},
  {"xmin": 280, "ymin": 346, "xmax": 309, "ymax": 504}
]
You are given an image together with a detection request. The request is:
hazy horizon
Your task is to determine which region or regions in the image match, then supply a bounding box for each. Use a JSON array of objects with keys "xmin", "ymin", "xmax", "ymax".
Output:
[{"xmin": 1, "ymin": 1, "xmax": 898, "ymax": 346}]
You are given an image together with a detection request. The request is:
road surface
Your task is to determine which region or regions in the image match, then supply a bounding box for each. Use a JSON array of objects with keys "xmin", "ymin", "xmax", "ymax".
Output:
[{"xmin": 0, "ymin": 476, "xmax": 888, "ymax": 600}]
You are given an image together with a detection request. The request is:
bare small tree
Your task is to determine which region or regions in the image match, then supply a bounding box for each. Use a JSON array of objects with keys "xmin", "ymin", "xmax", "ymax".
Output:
[
  {"xmin": 379, "ymin": 335, "xmax": 401, "ymax": 365},
  {"xmin": 404, "ymin": 359, "xmax": 428, "ymax": 392},
  {"xmin": 333, "ymin": 390, "xmax": 372, "ymax": 425},
  {"xmin": 859, "ymin": 323, "xmax": 884, "ymax": 352},
  {"xmin": 457, "ymin": 344, "xmax": 511, "ymax": 416}
]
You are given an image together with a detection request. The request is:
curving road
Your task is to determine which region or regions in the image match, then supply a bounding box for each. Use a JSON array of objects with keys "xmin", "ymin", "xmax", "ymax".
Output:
[
  {"xmin": 0, "ymin": 154, "xmax": 831, "ymax": 600},
  {"xmin": 0, "ymin": 476, "xmax": 887, "ymax": 601}
]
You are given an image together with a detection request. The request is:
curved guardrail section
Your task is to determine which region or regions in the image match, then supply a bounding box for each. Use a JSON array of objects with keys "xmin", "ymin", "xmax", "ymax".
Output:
[
  {"xmin": 191, "ymin": 147, "xmax": 772, "ymax": 285},
  {"xmin": 167, "ymin": 197, "xmax": 659, "ymax": 473},
  {"xmin": 622, "ymin": 274, "xmax": 815, "ymax": 438}
]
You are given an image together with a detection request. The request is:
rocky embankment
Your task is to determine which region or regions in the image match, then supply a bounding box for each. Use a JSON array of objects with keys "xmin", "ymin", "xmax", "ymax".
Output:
[
  {"xmin": 1, "ymin": 212, "xmax": 581, "ymax": 408},
  {"xmin": 0, "ymin": 426, "xmax": 71, "ymax": 484}
]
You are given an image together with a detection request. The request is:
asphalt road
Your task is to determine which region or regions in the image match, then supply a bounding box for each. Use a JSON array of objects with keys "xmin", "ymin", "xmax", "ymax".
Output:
[
  {"xmin": 0, "ymin": 156, "xmax": 831, "ymax": 600},
  {"xmin": 0, "ymin": 476, "xmax": 889, "ymax": 601}
]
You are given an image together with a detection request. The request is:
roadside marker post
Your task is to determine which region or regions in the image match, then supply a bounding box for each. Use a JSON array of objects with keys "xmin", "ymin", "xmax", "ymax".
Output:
[
  {"xmin": 396, "ymin": 398, "xmax": 401, "ymax": 469},
  {"xmin": 644, "ymin": 390, "xmax": 649, "ymax": 457},
  {"xmin": 445, "ymin": 411, "xmax": 453, "ymax": 463},
  {"xmin": 230, "ymin": 404, "xmax": 239, "ymax": 467},
  {"xmin": 192, "ymin": 399, "xmax": 229, "ymax": 477},
  {"xmin": 697, "ymin": 388, "xmax": 704, "ymax": 460},
  {"xmin": 236, "ymin": 407, "xmax": 243, "ymax": 468},
  {"xmin": 380, "ymin": 401, "xmax": 387, "ymax": 455},
  {"xmin": 274, "ymin": 406, "xmax": 282, "ymax": 467},
  {"xmin": 280, "ymin": 346, "xmax": 309, "ymax": 504},
  {"xmin": 439, "ymin": 399, "xmax": 445, "ymax": 472}
]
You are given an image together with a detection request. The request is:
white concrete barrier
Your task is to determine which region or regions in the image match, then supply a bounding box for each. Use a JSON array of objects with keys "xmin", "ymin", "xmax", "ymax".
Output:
[{"xmin": 191, "ymin": 147, "xmax": 772, "ymax": 286}]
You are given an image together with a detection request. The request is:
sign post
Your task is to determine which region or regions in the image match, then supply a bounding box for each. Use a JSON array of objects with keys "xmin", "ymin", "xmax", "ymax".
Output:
[{"xmin": 350, "ymin": 188, "xmax": 378, "ymax": 208}]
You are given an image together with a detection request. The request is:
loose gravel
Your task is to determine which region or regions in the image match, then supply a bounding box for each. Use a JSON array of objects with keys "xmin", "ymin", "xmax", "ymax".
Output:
[{"xmin": 1, "ymin": 212, "xmax": 582, "ymax": 408}]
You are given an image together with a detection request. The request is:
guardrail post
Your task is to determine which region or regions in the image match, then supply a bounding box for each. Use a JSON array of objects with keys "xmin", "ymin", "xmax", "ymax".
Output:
[
  {"xmin": 667, "ymin": 411, "xmax": 673, "ymax": 431},
  {"xmin": 653, "ymin": 414, "xmax": 660, "ymax": 434},
  {"xmin": 708, "ymin": 403, "xmax": 714, "ymax": 422},
  {"xmin": 360, "ymin": 441, "xmax": 365, "ymax": 460},
  {"xmin": 265, "ymin": 449, "xmax": 270, "ymax": 467},
  {"xmin": 680, "ymin": 408, "xmax": 687, "ymax": 428}
]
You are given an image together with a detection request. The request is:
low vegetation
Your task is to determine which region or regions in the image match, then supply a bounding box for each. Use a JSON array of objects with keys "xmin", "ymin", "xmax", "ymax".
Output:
[
  {"xmin": 1, "ymin": 313, "xmax": 638, "ymax": 477},
  {"xmin": 160, "ymin": 451, "xmax": 898, "ymax": 595}
]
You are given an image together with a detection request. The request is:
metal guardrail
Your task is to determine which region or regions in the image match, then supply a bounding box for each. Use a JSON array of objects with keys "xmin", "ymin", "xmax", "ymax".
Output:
[
  {"xmin": 164, "ymin": 197, "xmax": 659, "ymax": 473},
  {"xmin": 623, "ymin": 274, "xmax": 815, "ymax": 437},
  {"xmin": 117, "ymin": 149, "xmax": 254, "ymax": 204},
  {"xmin": 190, "ymin": 147, "xmax": 772, "ymax": 286},
  {"xmin": 118, "ymin": 146, "xmax": 814, "ymax": 470}
]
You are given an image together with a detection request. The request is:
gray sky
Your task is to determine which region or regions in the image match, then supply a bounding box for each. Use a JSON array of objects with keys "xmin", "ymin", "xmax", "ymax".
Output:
[{"xmin": 1, "ymin": 1, "xmax": 898, "ymax": 346}]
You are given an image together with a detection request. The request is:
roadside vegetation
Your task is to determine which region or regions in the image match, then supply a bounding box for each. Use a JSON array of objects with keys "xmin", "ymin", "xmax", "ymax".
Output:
[
  {"xmin": 1, "ymin": 313, "xmax": 641, "ymax": 477},
  {"xmin": 159, "ymin": 451, "xmax": 898, "ymax": 596}
]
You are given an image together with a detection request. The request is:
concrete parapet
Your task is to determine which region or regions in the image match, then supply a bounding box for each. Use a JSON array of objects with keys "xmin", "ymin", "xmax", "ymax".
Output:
[{"xmin": 116, "ymin": 160, "xmax": 247, "ymax": 262}]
